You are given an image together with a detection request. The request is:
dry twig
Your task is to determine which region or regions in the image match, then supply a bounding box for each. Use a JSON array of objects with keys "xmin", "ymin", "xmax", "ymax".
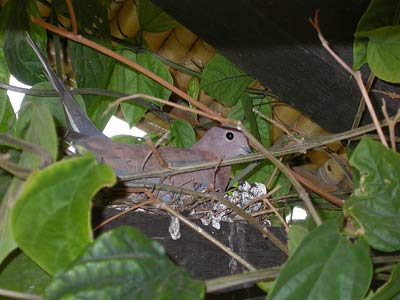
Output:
[
  {"xmin": 381, "ymin": 100, "xmax": 400, "ymax": 151},
  {"xmin": 309, "ymin": 10, "xmax": 388, "ymax": 148},
  {"xmin": 144, "ymin": 189, "xmax": 257, "ymax": 271}
]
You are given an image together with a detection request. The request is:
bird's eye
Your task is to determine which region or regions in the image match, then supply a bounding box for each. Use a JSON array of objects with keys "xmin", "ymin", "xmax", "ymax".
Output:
[{"xmin": 226, "ymin": 132, "xmax": 234, "ymax": 140}]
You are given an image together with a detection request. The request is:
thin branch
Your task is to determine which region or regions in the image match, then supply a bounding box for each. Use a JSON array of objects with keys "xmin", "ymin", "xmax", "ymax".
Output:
[
  {"xmin": 0, "ymin": 134, "xmax": 53, "ymax": 169},
  {"xmin": 266, "ymin": 157, "xmax": 283, "ymax": 188},
  {"xmin": 31, "ymin": 17, "xmax": 221, "ymax": 120},
  {"xmin": 309, "ymin": 10, "xmax": 388, "ymax": 147},
  {"xmin": 205, "ymin": 267, "xmax": 280, "ymax": 293},
  {"xmin": 238, "ymin": 124, "xmax": 322, "ymax": 226},
  {"xmin": 141, "ymin": 130, "xmax": 170, "ymax": 171},
  {"xmin": 0, "ymin": 154, "xmax": 31, "ymax": 179},
  {"xmin": 253, "ymin": 108, "xmax": 294, "ymax": 137},
  {"xmin": 372, "ymin": 89, "xmax": 400, "ymax": 100},
  {"xmin": 381, "ymin": 100, "xmax": 400, "ymax": 151},
  {"xmin": 144, "ymin": 190, "xmax": 257, "ymax": 271},
  {"xmin": 104, "ymin": 93, "xmax": 227, "ymax": 124},
  {"xmin": 93, "ymin": 199, "xmax": 156, "ymax": 231},
  {"xmin": 264, "ymin": 195, "xmax": 289, "ymax": 231},
  {"xmin": 0, "ymin": 288, "xmax": 41, "ymax": 300},
  {"xmin": 352, "ymin": 73, "xmax": 375, "ymax": 129},
  {"xmin": 65, "ymin": 0, "xmax": 78, "ymax": 35},
  {"xmin": 144, "ymin": 136, "xmax": 168, "ymax": 168},
  {"xmin": 290, "ymin": 169, "xmax": 345, "ymax": 207}
]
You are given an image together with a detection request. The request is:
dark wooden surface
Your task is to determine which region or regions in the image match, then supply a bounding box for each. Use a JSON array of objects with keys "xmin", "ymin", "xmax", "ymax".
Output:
[
  {"xmin": 92, "ymin": 207, "xmax": 287, "ymax": 299},
  {"xmin": 93, "ymin": 208, "xmax": 287, "ymax": 279},
  {"xmin": 152, "ymin": 0, "xmax": 400, "ymax": 133}
]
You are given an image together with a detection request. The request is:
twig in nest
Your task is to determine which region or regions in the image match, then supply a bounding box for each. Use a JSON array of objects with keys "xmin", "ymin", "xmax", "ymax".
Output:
[
  {"xmin": 264, "ymin": 195, "xmax": 289, "ymax": 231},
  {"xmin": 93, "ymin": 198, "xmax": 156, "ymax": 232},
  {"xmin": 266, "ymin": 157, "xmax": 284, "ymax": 188},
  {"xmin": 143, "ymin": 136, "xmax": 168, "ymax": 168},
  {"xmin": 124, "ymin": 181, "xmax": 289, "ymax": 254},
  {"xmin": 253, "ymin": 108, "xmax": 294, "ymax": 137},
  {"xmin": 65, "ymin": 0, "xmax": 78, "ymax": 35},
  {"xmin": 290, "ymin": 169, "xmax": 344, "ymax": 207},
  {"xmin": 104, "ymin": 93, "xmax": 227, "ymax": 124},
  {"xmin": 0, "ymin": 134, "xmax": 54, "ymax": 178},
  {"xmin": 239, "ymin": 123, "xmax": 322, "ymax": 226},
  {"xmin": 144, "ymin": 189, "xmax": 256, "ymax": 271},
  {"xmin": 381, "ymin": 100, "xmax": 400, "ymax": 151},
  {"xmin": 372, "ymin": 89, "xmax": 400, "ymax": 100},
  {"xmin": 141, "ymin": 130, "xmax": 170, "ymax": 171},
  {"xmin": 309, "ymin": 10, "xmax": 388, "ymax": 148}
]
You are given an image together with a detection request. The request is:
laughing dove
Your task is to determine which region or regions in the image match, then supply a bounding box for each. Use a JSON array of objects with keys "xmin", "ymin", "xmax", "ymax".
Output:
[{"xmin": 27, "ymin": 34, "xmax": 251, "ymax": 199}]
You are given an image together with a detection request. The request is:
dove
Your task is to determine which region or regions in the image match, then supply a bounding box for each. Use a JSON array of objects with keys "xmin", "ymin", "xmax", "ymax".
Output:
[{"xmin": 27, "ymin": 33, "xmax": 251, "ymax": 199}]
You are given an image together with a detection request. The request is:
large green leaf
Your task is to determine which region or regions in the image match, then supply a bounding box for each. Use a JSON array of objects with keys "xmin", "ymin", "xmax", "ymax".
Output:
[
  {"xmin": 11, "ymin": 154, "xmax": 116, "ymax": 274},
  {"xmin": 109, "ymin": 48, "xmax": 172, "ymax": 127},
  {"xmin": 0, "ymin": 251, "xmax": 50, "ymax": 298},
  {"xmin": 0, "ymin": 101, "xmax": 58, "ymax": 263},
  {"xmin": 353, "ymin": 0, "xmax": 400, "ymax": 71},
  {"xmin": 69, "ymin": 41, "xmax": 116, "ymax": 130},
  {"xmin": 362, "ymin": 26, "xmax": 400, "ymax": 83},
  {"xmin": 371, "ymin": 264, "xmax": 400, "ymax": 300},
  {"xmin": 267, "ymin": 221, "xmax": 372, "ymax": 300},
  {"xmin": 0, "ymin": 96, "xmax": 15, "ymax": 134},
  {"xmin": 201, "ymin": 54, "xmax": 254, "ymax": 106},
  {"xmin": 138, "ymin": 0, "xmax": 179, "ymax": 33},
  {"xmin": 344, "ymin": 138, "xmax": 400, "ymax": 252},
  {"xmin": 2, "ymin": 0, "xmax": 47, "ymax": 85},
  {"xmin": 44, "ymin": 226, "xmax": 204, "ymax": 300},
  {"xmin": 170, "ymin": 119, "xmax": 195, "ymax": 148},
  {"xmin": 16, "ymin": 101, "xmax": 58, "ymax": 164}
]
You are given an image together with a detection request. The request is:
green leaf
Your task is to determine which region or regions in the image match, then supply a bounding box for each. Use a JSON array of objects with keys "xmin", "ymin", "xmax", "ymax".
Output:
[
  {"xmin": 267, "ymin": 221, "xmax": 372, "ymax": 300},
  {"xmin": 11, "ymin": 154, "xmax": 116, "ymax": 274},
  {"xmin": 108, "ymin": 48, "xmax": 172, "ymax": 127},
  {"xmin": 0, "ymin": 170, "xmax": 13, "ymax": 204},
  {"xmin": 0, "ymin": 96, "xmax": 15, "ymax": 134},
  {"xmin": 138, "ymin": 0, "xmax": 179, "ymax": 33},
  {"xmin": 287, "ymin": 223, "xmax": 310, "ymax": 256},
  {"xmin": 201, "ymin": 54, "xmax": 254, "ymax": 106},
  {"xmin": 371, "ymin": 264, "xmax": 400, "ymax": 300},
  {"xmin": 252, "ymin": 97, "xmax": 272, "ymax": 148},
  {"xmin": 69, "ymin": 40, "xmax": 116, "ymax": 130},
  {"xmin": 344, "ymin": 137, "xmax": 400, "ymax": 252},
  {"xmin": 0, "ymin": 251, "xmax": 51, "ymax": 296},
  {"xmin": 111, "ymin": 134, "xmax": 144, "ymax": 144},
  {"xmin": 0, "ymin": 102, "xmax": 57, "ymax": 264},
  {"xmin": 71, "ymin": 0, "xmax": 110, "ymax": 40},
  {"xmin": 16, "ymin": 101, "xmax": 58, "ymax": 164},
  {"xmin": 363, "ymin": 26, "xmax": 400, "ymax": 83},
  {"xmin": 44, "ymin": 226, "xmax": 204, "ymax": 300},
  {"xmin": 353, "ymin": 0, "xmax": 400, "ymax": 70},
  {"xmin": 188, "ymin": 77, "xmax": 200, "ymax": 100},
  {"xmin": 2, "ymin": 0, "xmax": 47, "ymax": 85},
  {"xmin": 170, "ymin": 119, "xmax": 196, "ymax": 148}
]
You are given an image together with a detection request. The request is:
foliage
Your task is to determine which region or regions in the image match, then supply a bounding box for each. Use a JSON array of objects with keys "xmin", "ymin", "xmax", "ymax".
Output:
[
  {"xmin": 44, "ymin": 227, "xmax": 204, "ymax": 300},
  {"xmin": 0, "ymin": 1, "xmax": 399, "ymax": 299},
  {"xmin": 353, "ymin": 0, "xmax": 400, "ymax": 82}
]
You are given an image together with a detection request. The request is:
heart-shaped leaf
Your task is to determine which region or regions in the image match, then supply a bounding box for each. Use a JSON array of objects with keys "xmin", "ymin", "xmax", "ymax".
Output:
[
  {"xmin": 44, "ymin": 226, "xmax": 204, "ymax": 300},
  {"xmin": 12, "ymin": 154, "xmax": 116, "ymax": 274}
]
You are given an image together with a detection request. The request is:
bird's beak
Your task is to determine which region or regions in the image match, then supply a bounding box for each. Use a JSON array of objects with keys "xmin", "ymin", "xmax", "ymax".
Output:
[{"xmin": 241, "ymin": 146, "xmax": 252, "ymax": 154}]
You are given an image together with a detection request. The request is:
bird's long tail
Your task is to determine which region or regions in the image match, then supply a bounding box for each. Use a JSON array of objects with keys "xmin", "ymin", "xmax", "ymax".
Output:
[{"xmin": 26, "ymin": 32, "xmax": 105, "ymax": 138}]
